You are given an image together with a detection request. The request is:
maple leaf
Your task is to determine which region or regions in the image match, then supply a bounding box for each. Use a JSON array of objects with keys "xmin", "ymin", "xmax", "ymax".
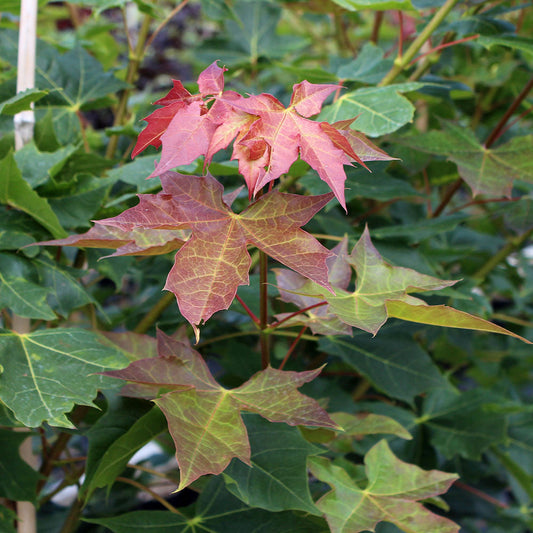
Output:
[
  {"xmin": 104, "ymin": 330, "xmax": 338, "ymax": 490},
  {"xmin": 324, "ymin": 226, "xmax": 457, "ymax": 334},
  {"xmin": 292, "ymin": 227, "xmax": 530, "ymax": 342},
  {"xmin": 96, "ymin": 171, "xmax": 333, "ymax": 337},
  {"xmin": 131, "ymin": 61, "xmax": 226, "ymax": 159},
  {"xmin": 397, "ymin": 121, "xmax": 533, "ymax": 197},
  {"xmin": 309, "ymin": 440, "xmax": 459, "ymax": 533},
  {"xmin": 323, "ymin": 118, "xmax": 400, "ymax": 163},
  {"xmin": 274, "ymin": 229, "xmax": 454, "ymax": 336},
  {"xmin": 226, "ymin": 82, "xmax": 369, "ymax": 209}
]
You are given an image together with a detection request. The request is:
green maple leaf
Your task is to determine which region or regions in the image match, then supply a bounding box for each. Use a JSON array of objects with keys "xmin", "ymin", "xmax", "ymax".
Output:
[
  {"xmin": 309, "ymin": 440, "xmax": 459, "ymax": 533},
  {"xmin": 105, "ymin": 330, "xmax": 338, "ymax": 490},
  {"xmin": 0, "ymin": 328, "xmax": 128, "ymax": 427},
  {"xmin": 398, "ymin": 121, "xmax": 533, "ymax": 197}
]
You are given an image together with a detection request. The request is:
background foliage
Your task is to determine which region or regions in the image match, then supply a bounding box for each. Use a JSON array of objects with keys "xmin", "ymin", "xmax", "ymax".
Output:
[{"xmin": 0, "ymin": 0, "xmax": 532, "ymax": 532}]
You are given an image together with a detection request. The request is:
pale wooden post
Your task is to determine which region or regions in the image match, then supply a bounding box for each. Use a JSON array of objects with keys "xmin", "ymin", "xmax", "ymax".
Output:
[{"xmin": 14, "ymin": 1, "xmax": 39, "ymax": 532}]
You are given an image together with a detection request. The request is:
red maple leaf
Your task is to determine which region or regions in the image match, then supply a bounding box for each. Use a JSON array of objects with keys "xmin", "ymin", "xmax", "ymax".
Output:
[
  {"xmin": 96, "ymin": 171, "xmax": 334, "ymax": 337},
  {"xmin": 226, "ymin": 82, "xmax": 370, "ymax": 208}
]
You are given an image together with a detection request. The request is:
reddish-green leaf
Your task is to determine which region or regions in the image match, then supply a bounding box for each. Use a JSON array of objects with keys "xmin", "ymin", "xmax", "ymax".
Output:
[
  {"xmin": 96, "ymin": 172, "xmax": 333, "ymax": 335},
  {"xmin": 300, "ymin": 411, "xmax": 412, "ymax": 447},
  {"xmin": 274, "ymin": 227, "xmax": 529, "ymax": 342},
  {"xmin": 324, "ymin": 227, "xmax": 457, "ymax": 334},
  {"xmin": 105, "ymin": 330, "xmax": 338, "ymax": 490},
  {"xmin": 309, "ymin": 440, "xmax": 459, "ymax": 533}
]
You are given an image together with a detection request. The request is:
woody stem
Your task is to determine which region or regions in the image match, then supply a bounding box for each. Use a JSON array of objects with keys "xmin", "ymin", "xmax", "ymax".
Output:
[{"xmin": 259, "ymin": 250, "xmax": 270, "ymax": 369}]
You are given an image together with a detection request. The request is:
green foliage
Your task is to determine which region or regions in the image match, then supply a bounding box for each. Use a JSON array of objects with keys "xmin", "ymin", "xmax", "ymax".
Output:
[{"xmin": 0, "ymin": 0, "xmax": 532, "ymax": 532}]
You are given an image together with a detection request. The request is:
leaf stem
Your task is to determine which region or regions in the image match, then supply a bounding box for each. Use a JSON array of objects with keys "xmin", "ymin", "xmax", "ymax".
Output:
[
  {"xmin": 431, "ymin": 177, "xmax": 462, "ymax": 218},
  {"xmin": 105, "ymin": 14, "xmax": 152, "ymax": 159},
  {"xmin": 453, "ymin": 480, "xmax": 508, "ymax": 509},
  {"xmin": 409, "ymin": 34, "xmax": 479, "ymax": 66},
  {"xmin": 472, "ymin": 227, "xmax": 533, "ymax": 282},
  {"xmin": 269, "ymin": 301, "xmax": 328, "ymax": 329},
  {"xmin": 491, "ymin": 313, "xmax": 533, "ymax": 329},
  {"xmin": 370, "ymin": 11, "xmax": 384, "ymax": 44},
  {"xmin": 235, "ymin": 294, "xmax": 260, "ymax": 324},
  {"xmin": 196, "ymin": 330, "xmax": 259, "ymax": 348},
  {"xmin": 259, "ymin": 250, "xmax": 270, "ymax": 369},
  {"xmin": 484, "ymin": 75, "xmax": 533, "ymax": 148},
  {"xmin": 278, "ymin": 326, "xmax": 307, "ymax": 370},
  {"xmin": 351, "ymin": 378, "xmax": 371, "ymax": 401},
  {"xmin": 379, "ymin": 0, "xmax": 461, "ymax": 86},
  {"xmin": 397, "ymin": 11, "xmax": 404, "ymax": 59}
]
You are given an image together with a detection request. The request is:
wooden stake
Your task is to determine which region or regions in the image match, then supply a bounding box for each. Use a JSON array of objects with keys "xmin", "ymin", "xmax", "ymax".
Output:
[{"xmin": 14, "ymin": 1, "xmax": 38, "ymax": 532}]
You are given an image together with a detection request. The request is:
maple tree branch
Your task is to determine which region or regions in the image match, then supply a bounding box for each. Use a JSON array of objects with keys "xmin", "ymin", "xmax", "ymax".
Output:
[
  {"xmin": 116, "ymin": 477, "xmax": 184, "ymax": 515},
  {"xmin": 453, "ymin": 480, "xmax": 508, "ymax": 509},
  {"xmin": 235, "ymin": 294, "xmax": 260, "ymax": 324},
  {"xmin": 278, "ymin": 326, "xmax": 307, "ymax": 370},
  {"xmin": 431, "ymin": 177, "xmax": 462, "ymax": 218},
  {"xmin": 379, "ymin": 0, "xmax": 461, "ymax": 86},
  {"xmin": 484, "ymin": 75, "xmax": 533, "ymax": 148},
  {"xmin": 269, "ymin": 301, "xmax": 328, "ymax": 329},
  {"xmin": 472, "ymin": 227, "xmax": 533, "ymax": 282},
  {"xmin": 37, "ymin": 405, "xmax": 90, "ymax": 494},
  {"xmin": 144, "ymin": 0, "xmax": 191, "ymax": 52},
  {"xmin": 259, "ymin": 250, "xmax": 270, "ymax": 369},
  {"xmin": 409, "ymin": 34, "xmax": 479, "ymax": 66},
  {"xmin": 370, "ymin": 11, "xmax": 384, "ymax": 44},
  {"xmin": 58, "ymin": 498, "xmax": 84, "ymax": 533},
  {"xmin": 105, "ymin": 14, "xmax": 152, "ymax": 159}
]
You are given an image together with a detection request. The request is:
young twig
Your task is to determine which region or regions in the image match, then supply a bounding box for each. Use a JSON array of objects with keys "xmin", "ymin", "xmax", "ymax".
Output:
[{"xmin": 278, "ymin": 326, "xmax": 307, "ymax": 370}]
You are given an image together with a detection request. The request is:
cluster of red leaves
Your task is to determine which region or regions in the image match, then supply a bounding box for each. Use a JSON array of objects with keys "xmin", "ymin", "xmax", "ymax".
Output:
[{"xmin": 133, "ymin": 61, "xmax": 393, "ymax": 210}]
